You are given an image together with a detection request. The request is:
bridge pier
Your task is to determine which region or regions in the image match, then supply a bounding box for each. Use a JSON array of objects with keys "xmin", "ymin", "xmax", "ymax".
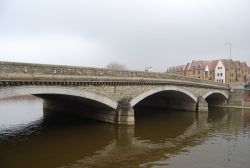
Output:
[
  {"xmin": 116, "ymin": 99, "xmax": 135, "ymax": 125},
  {"xmin": 196, "ymin": 96, "xmax": 208, "ymax": 112},
  {"xmin": 116, "ymin": 107, "xmax": 135, "ymax": 125}
]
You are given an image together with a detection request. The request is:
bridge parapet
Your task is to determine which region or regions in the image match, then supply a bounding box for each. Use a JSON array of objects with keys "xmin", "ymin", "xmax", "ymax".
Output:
[{"xmin": 0, "ymin": 61, "xmax": 227, "ymax": 88}]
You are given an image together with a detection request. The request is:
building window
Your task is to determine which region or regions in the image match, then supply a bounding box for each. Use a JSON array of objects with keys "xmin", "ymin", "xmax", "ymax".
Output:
[
  {"xmin": 220, "ymin": 73, "xmax": 223, "ymax": 76},
  {"xmin": 217, "ymin": 73, "xmax": 219, "ymax": 76}
]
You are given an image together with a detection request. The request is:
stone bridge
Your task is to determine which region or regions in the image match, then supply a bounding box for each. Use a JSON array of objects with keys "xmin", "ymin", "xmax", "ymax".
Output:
[{"xmin": 0, "ymin": 61, "xmax": 229, "ymax": 125}]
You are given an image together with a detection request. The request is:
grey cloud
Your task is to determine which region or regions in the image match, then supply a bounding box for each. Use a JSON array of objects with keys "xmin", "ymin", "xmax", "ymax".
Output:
[{"xmin": 0, "ymin": 0, "xmax": 250, "ymax": 71}]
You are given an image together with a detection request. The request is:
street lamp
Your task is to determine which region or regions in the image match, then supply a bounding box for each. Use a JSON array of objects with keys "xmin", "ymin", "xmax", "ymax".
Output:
[
  {"xmin": 145, "ymin": 66, "xmax": 152, "ymax": 72},
  {"xmin": 225, "ymin": 42, "xmax": 231, "ymax": 60},
  {"xmin": 225, "ymin": 42, "xmax": 232, "ymax": 84}
]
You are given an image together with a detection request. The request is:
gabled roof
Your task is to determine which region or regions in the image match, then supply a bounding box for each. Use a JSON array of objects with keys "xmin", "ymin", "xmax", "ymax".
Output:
[
  {"xmin": 220, "ymin": 59, "xmax": 249, "ymax": 70},
  {"xmin": 233, "ymin": 60, "xmax": 241, "ymax": 67},
  {"xmin": 241, "ymin": 62, "xmax": 248, "ymax": 71},
  {"xmin": 168, "ymin": 59, "xmax": 249, "ymax": 74},
  {"xmin": 183, "ymin": 62, "xmax": 190, "ymax": 71},
  {"xmin": 188, "ymin": 60, "xmax": 218, "ymax": 71},
  {"xmin": 189, "ymin": 60, "xmax": 206, "ymax": 70},
  {"xmin": 220, "ymin": 59, "xmax": 232, "ymax": 70},
  {"xmin": 241, "ymin": 62, "xmax": 248, "ymax": 68},
  {"xmin": 207, "ymin": 60, "xmax": 219, "ymax": 70}
]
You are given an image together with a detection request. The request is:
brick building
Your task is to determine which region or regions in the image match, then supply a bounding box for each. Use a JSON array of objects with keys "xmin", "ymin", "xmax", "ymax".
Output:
[{"xmin": 166, "ymin": 59, "xmax": 249, "ymax": 84}]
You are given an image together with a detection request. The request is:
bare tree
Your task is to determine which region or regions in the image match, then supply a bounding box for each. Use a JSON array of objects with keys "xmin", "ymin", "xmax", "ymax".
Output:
[{"xmin": 106, "ymin": 62, "xmax": 126, "ymax": 70}]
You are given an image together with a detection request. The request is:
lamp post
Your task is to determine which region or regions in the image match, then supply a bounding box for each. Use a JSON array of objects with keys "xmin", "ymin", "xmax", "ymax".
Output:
[
  {"xmin": 145, "ymin": 66, "xmax": 152, "ymax": 72},
  {"xmin": 225, "ymin": 42, "xmax": 231, "ymax": 60},
  {"xmin": 225, "ymin": 42, "xmax": 232, "ymax": 84}
]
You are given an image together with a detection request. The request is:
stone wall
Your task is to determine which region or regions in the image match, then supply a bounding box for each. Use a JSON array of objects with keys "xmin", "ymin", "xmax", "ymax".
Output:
[
  {"xmin": 228, "ymin": 89, "xmax": 250, "ymax": 107},
  {"xmin": 244, "ymin": 89, "xmax": 250, "ymax": 106},
  {"xmin": 244, "ymin": 89, "xmax": 250, "ymax": 101},
  {"xmin": 228, "ymin": 89, "xmax": 244, "ymax": 106}
]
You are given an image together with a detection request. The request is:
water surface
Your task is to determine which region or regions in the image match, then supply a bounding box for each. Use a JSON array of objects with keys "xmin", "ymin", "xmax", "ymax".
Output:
[{"xmin": 0, "ymin": 97, "xmax": 250, "ymax": 168}]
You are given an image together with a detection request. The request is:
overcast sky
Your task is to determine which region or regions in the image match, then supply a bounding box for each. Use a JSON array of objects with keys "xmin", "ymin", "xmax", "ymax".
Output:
[{"xmin": 0, "ymin": 0, "xmax": 250, "ymax": 71}]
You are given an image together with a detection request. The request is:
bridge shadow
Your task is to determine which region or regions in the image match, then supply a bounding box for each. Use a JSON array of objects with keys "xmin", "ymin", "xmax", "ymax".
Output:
[
  {"xmin": 205, "ymin": 92, "xmax": 228, "ymax": 107},
  {"xmin": 133, "ymin": 90, "xmax": 197, "ymax": 112},
  {"xmin": 34, "ymin": 94, "xmax": 117, "ymax": 124}
]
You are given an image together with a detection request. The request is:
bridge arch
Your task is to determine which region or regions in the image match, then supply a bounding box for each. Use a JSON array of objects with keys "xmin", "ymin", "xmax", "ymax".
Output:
[
  {"xmin": 203, "ymin": 90, "xmax": 228, "ymax": 100},
  {"xmin": 0, "ymin": 86, "xmax": 118, "ymax": 109},
  {"xmin": 203, "ymin": 90, "xmax": 228, "ymax": 106},
  {"xmin": 130, "ymin": 86, "xmax": 198, "ymax": 107}
]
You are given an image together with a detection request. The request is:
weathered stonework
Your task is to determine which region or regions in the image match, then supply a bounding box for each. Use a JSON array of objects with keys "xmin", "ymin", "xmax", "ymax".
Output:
[
  {"xmin": 0, "ymin": 61, "xmax": 228, "ymax": 87},
  {"xmin": 197, "ymin": 96, "xmax": 208, "ymax": 112},
  {"xmin": 0, "ymin": 61, "xmax": 232, "ymax": 125}
]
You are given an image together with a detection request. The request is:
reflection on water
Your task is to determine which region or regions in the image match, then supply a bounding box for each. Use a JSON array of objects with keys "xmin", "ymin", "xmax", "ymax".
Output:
[
  {"xmin": 0, "ymin": 97, "xmax": 250, "ymax": 168},
  {"xmin": 0, "ymin": 96, "xmax": 43, "ymax": 128},
  {"xmin": 0, "ymin": 96, "xmax": 43, "ymax": 141}
]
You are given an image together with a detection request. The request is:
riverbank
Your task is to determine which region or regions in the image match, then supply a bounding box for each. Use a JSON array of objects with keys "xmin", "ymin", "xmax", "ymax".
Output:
[{"xmin": 212, "ymin": 105, "xmax": 250, "ymax": 110}]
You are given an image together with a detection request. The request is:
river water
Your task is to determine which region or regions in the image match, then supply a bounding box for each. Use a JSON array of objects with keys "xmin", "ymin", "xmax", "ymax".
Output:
[{"xmin": 0, "ymin": 96, "xmax": 250, "ymax": 168}]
